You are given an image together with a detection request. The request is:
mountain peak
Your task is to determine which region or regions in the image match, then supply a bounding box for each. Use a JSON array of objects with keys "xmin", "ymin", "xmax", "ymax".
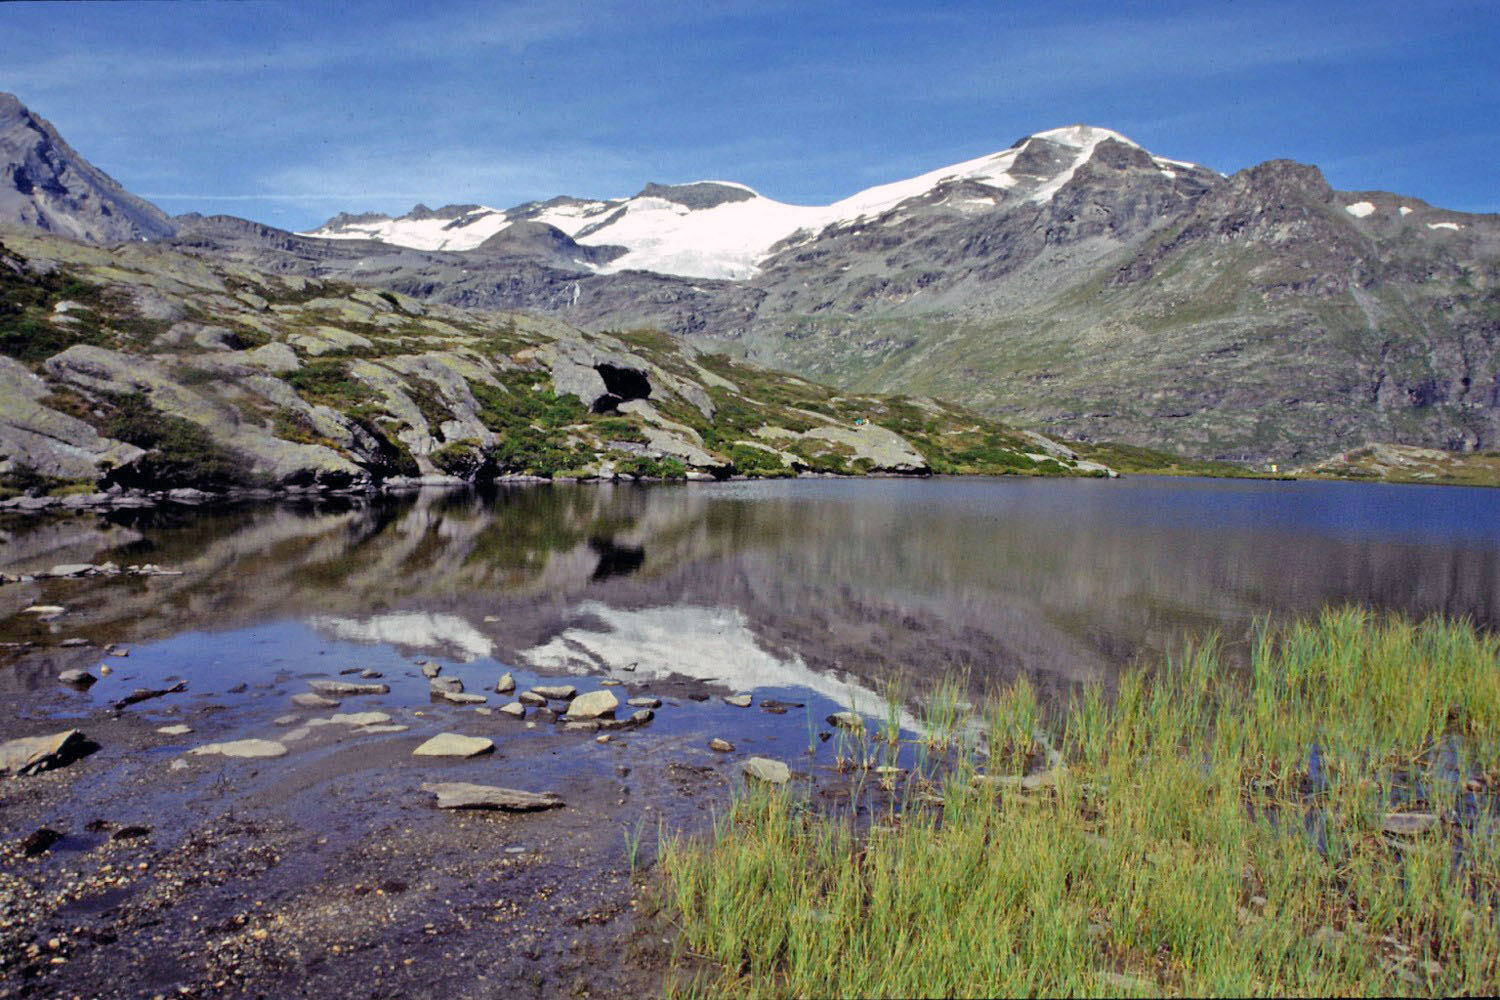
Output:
[{"xmin": 0, "ymin": 91, "xmax": 176, "ymax": 243}]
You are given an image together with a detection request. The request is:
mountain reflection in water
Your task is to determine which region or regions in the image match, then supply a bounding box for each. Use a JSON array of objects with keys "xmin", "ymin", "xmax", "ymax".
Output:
[{"xmin": 2, "ymin": 477, "xmax": 1498, "ymax": 700}]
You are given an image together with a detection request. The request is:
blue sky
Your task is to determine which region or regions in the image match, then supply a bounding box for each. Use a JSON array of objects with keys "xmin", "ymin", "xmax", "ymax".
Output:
[{"xmin": 3, "ymin": 0, "xmax": 1497, "ymax": 230}]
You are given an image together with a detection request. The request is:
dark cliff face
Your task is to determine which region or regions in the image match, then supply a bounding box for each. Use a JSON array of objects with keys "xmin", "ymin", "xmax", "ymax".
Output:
[{"xmin": 0, "ymin": 93, "xmax": 177, "ymax": 244}]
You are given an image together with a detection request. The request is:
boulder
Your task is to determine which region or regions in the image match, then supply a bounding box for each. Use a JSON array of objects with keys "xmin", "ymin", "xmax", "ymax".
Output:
[
  {"xmin": 630, "ymin": 709, "xmax": 655, "ymax": 725},
  {"xmin": 496, "ymin": 672, "xmax": 515, "ymax": 694},
  {"xmin": 518, "ymin": 690, "xmax": 548, "ymax": 707},
  {"xmin": 58, "ymin": 669, "xmax": 96, "ymax": 688},
  {"xmin": 499, "ymin": 702, "xmax": 526, "ymax": 718},
  {"xmin": 563, "ymin": 690, "xmax": 618, "ymax": 721},
  {"xmin": 0, "ymin": 730, "xmax": 90, "ymax": 777},
  {"xmin": 742, "ymin": 757, "xmax": 791, "ymax": 784},
  {"xmin": 420, "ymin": 661, "xmax": 442, "ymax": 679},
  {"xmin": 709, "ymin": 738, "xmax": 734, "ymax": 752},
  {"xmin": 723, "ymin": 694, "xmax": 752, "ymax": 708},
  {"xmin": 422, "ymin": 781, "xmax": 563, "ymax": 812},
  {"xmin": 430, "ymin": 676, "xmax": 464, "ymax": 694},
  {"xmin": 412, "ymin": 733, "xmax": 494, "ymax": 758}
]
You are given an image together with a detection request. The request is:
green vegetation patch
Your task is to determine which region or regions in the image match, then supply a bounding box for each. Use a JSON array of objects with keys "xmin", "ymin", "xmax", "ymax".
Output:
[
  {"xmin": 284, "ymin": 360, "xmax": 381, "ymax": 413},
  {"xmin": 660, "ymin": 608, "xmax": 1500, "ymax": 997},
  {"xmin": 729, "ymin": 442, "xmax": 793, "ymax": 478}
]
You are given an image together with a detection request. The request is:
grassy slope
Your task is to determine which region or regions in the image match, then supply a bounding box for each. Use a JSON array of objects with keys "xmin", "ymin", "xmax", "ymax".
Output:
[{"xmin": 659, "ymin": 608, "xmax": 1500, "ymax": 997}]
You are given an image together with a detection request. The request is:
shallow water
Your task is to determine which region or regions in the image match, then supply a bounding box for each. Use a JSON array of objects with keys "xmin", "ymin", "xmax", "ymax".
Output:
[{"xmin": 3, "ymin": 476, "xmax": 1499, "ymax": 709}]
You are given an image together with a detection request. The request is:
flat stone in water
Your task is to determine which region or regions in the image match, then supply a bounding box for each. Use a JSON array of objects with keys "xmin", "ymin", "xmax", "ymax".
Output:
[
  {"xmin": 518, "ymin": 691, "xmax": 548, "ymax": 706},
  {"xmin": 742, "ymin": 757, "xmax": 790, "ymax": 784},
  {"xmin": 189, "ymin": 739, "xmax": 288, "ymax": 759},
  {"xmin": 436, "ymin": 690, "xmax": 487, "ymax": 705},
  {"xmin": 423, "ymin": 782, "xmax": 563, "ymax": 811},
  {"xmin": 723, "ymin": 694, "xmax": 752, "ymax": 708},
  {"xmin": 273, "ymin": 714, "xmax": 299, "ymax": 725},
  {"xmin": 361, "ymin": 724, "xmax": 409, "ymax": 734},
  {"xmin": 564, "ymin": 690, "xmax": 618, "ymax": 720},
  {"xmin": 709, "ymin": 738, "xmax": 734, "ymax": 752},
  {"xmin": 58, "ymin": 669, "xmax": 96, "ymax": 687},
  {"xmin": 499, "ymin": 702, "xmax": 526, "ymax": 718},
  {"xmin": 430, "ymin": 676, "xmax": 464, "ymax": 694},
  {"xmin": 309, "ymin": 679, "xmax": 389, "ymax": 696},
  {"xmin": 292, "ymin": 692, "xmax": 340, "ymax": 708},
  {"xmin": 412, "ymin": 733, "xmax": 494, "ymax": 758},
  {"xmin": 533, "ymin": 685, "xmax": 577, "ymax": 701},
  {"xmin": 599, "ymin": 679, "xmax": 622, "ymax": 687},
  {"xmin": 156, "ymin": 725, "xmax": 193, "ymax": 736},
  {"xmin": 627, "ymin": 697, "xmax": 662, "ymax": 709}
]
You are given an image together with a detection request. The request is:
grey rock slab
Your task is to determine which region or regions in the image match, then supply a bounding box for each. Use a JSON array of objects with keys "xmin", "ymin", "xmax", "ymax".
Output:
[
  {"xmin": 57, "ymin": 669, "xmax": 96, "ymax": 687},
  {"xmin": 309, "ymin": 679, "xmax": 389, "ymax": 696},
  {"xmin": 189, "ymin": 739, "xmax": 287, "ymax": 759},
  {"xmin": 429, "ymin": 676, "xmax": 464, "ymax": 694},
  {"xmin": 742, "ymin": 757, "xmax": 791, "ymax": 784},
  {"xmin": 499, "ymin": 702, "xmax": 526, "ymax": 718},
  {"xmin": 422, "ymin": 781, "xmax": 563, "ymax": 812},
  {"xmin": 412, "ymin": 733, "xmax": 494, "ymax": 758},
  {"xmin": 360, "ymin": 724, "xmax": 409, "ymax": 734},
  {"xmin": 496, "ymin": 672, "xmax": 515, "ymax": 694},
  {"xmin": 533, "ymin": 685, "xmax": 577, "ymax": 701},
  {"xmin": 420, "ymin": 661, "xmax": 442, "ymax": 679},
  {"xmin": 563, "ymin": 690, "xmax": 618, "ymax": 720},
  {"xmin": 627, "ymin": 697, "xmax": 662, "ymax": 709},
  {"xmin": 292, "ymin": 693, "xmax": 340, "ymax": 708},
  {"xmin": 518, "ymin": 691, "xmax": 548, "ymax": 707},
  {"xmin": 0, "ymin": 730, "xmax": 89, "ymax": 777},
  {"xmin": 709, "ymin": 738, "xmax": 734, "ymax": 752}
]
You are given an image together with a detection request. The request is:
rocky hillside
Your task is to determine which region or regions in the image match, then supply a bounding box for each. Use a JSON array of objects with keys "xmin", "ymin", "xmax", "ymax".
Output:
[{"xmin": 0, "ymin": 226, "xmax": 1107, "ymax": 506}]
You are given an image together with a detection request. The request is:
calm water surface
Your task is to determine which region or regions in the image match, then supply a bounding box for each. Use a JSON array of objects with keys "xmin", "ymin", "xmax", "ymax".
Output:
[{"xmin": 3, "ymin": 476, "xmax": 1498, "ymax": 707}]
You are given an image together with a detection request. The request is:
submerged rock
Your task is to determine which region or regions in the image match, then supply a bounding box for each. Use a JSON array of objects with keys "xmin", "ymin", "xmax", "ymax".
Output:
[
  {"xmin": 0, "ymin": 730, "xmax": 90, "ymax": 777},
  {"xmin": 328, "ymin": 712, "xmax": 392, "ymax": 727},
  {"xmin": 156, "ymin": 724, "xmax": 193, "ymax": 736},
  {"xmin": 742, "ymin": 757, "xmax": 791, "ymax": 784},
  {"xmin": 564, "ymin": 690, "xmax": 619, "ymax": 720},
  {"xmin": 422, "ymin": 781, "xmax": 563, "ymax": 811},
  {"xmin": 412, "ymin": 733, "xmax": 494, "ymax": 758},
  {"xmin": 189, "ymin": 739, "xmax": 288, "ymax": 759},
  {"xmin": 292, "ymin": 692, "xmax": 340, "ymax": 709}
]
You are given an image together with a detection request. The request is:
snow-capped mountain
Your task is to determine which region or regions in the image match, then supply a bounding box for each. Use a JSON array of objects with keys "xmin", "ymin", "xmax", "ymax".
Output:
[{"xmin": 301, "ymin": 125, "xmax": 1213, "ymax": 280}]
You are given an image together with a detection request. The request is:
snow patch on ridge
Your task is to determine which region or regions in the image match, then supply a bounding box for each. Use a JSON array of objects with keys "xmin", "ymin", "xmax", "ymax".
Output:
[{"xmin": 1345, "ymin": 201, "xmax": 1376, "ymax": 218}]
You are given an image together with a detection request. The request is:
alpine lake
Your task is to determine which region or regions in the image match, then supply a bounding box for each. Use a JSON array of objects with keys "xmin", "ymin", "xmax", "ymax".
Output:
[{"xmin": 3, "ymin": 475, "xmax": 1499, "ymax": 997}]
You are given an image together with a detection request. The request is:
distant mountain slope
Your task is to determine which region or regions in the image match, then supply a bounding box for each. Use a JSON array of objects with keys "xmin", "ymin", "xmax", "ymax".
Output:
[
  {"xmin": 302, "ymin": 126, "xmax": 1214, "ymax": 281},
  {"xmin": 0, "ymin": 92, "xmax": 176, "ymax": 243}
]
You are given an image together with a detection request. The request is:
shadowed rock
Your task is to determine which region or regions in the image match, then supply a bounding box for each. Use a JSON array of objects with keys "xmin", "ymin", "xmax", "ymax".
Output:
[{"xmin": 422, "ymin": 781, "xmax": 563, "ymax": 811}]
